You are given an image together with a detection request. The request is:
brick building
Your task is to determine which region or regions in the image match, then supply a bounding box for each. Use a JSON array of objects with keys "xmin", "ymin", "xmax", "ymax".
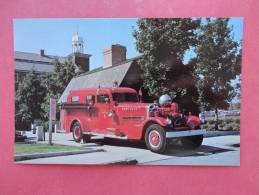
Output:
[{"xmin": 14, "ymin": 34, "xmax": 91, "ymax": 89}]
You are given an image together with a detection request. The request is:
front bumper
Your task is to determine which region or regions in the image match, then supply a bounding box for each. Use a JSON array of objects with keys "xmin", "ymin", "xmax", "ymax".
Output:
[{"xmin": 166, "ymin": 129, "xmax": 206, "ymax": 138}]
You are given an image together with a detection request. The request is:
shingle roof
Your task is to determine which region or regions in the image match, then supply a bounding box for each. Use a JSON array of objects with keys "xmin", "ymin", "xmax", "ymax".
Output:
[
  {"xmin": 15, "ymin": 61, "xmax": 55, "ymax": 73},
  {"xmin": 58, "ymin": 60, "xmax": 134, "ymax": 103},
  {"xmin": 15, "ymin": 51, "xmax": 67, "ymax": 63},
  {"xmin": 14, "ymin": 51, "xmax": 67, "ymax": 73}
]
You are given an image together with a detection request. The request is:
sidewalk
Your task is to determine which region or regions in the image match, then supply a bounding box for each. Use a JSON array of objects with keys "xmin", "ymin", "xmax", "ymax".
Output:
[{"xmin": 204, "ymin": 130, "xmax": 239, "ymax": 137}]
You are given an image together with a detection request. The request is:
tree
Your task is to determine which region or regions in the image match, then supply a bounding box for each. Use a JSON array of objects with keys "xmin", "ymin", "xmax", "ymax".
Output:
[
  {"xmin": 41, "ymin": 58, "xmax": 80, "ymax": 120},
  {"xmin": 15, "ymin": 69, "xmax": 46, "ymax": 130},
  {"xmin": 233, "ymin": 48, "xmax": 242, "ymax": 101},
  {"xmin": 133, "ymin": 18, "xmax": 200, "ymax": 112},
  {"xmin": 194, "ymin": 18, "xmax": 241, "ymax": 129}
]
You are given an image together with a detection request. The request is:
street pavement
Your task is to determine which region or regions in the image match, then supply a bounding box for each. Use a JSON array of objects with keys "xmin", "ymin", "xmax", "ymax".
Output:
[{"xmin": 18, "ymin": 132, "xmax": 240, "ymax": 166}]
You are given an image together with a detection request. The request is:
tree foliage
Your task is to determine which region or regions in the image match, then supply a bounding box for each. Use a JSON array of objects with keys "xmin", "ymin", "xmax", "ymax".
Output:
[
  {"xmin": 194, "ymin": 18, "xmax": 241, "ymax": 129},
  {"xmin": 194, "ymin": 18, "xmax": 241, "ymax": 110},
  {"xmin": 15, "ymin": 69, "xmax": 46, "ymax": 130},
  {"xmin": 133, "ymin": 18, "xmax": 201, "ymax": 99},
  {"xmin": 233, "ymin": 48, "xmax": 242, "ymax": 100},
  {"xmin": 15, "ymin": 58, "xmax": 80, "ymax": 130},
  {"xmin": 41, "ymin": 58, "xmax": 80, "ymax": 120}
]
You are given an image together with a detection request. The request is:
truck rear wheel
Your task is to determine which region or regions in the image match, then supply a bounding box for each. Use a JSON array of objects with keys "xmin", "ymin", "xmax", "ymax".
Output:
[
  {"xmin": 72, "ymin": 122, "xmax": 82, "ymax": 143},
  {"xmin": 181, "ymin": 135, "xmax": 203, "ymax": 149},
  {"xmin": 145, "ymin": 124, "xmax": 166, "ymax": 153}
]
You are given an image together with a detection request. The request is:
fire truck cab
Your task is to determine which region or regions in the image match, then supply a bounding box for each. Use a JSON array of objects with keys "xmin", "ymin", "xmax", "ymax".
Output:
[{"xmin": 60, "ymin": 87, "xmax": 206, "ymax": 153}]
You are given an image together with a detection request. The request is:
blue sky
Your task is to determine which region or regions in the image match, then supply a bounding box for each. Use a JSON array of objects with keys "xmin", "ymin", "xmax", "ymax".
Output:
[{"xmin": 14, "ymin": 18, "xmax": 243, "ymax": 70}]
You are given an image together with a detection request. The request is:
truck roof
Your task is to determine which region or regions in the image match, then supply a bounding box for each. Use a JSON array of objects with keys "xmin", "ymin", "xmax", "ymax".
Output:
[
  {"xmin": 70, "ymin": 87, "xmax": 137, "ymax": 94},
  {"xmin": 66, "ymin": 87, "xmax": 138, "ymax": 103}
]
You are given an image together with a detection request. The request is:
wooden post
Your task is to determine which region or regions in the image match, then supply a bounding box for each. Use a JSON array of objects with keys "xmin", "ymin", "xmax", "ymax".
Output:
[
  {"xmin": 49, "ymin": 113, "xmax": 52, "ymax": 145},
  {"xmin": 49, "ymin": 98, "xmax": 57, "ymax": 145}
]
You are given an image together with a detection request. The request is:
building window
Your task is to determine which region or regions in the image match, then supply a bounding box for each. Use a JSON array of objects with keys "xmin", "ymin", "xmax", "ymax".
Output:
[{"xmin": 15, "ymin": 72, "xmax": 19, "ymax": 83}]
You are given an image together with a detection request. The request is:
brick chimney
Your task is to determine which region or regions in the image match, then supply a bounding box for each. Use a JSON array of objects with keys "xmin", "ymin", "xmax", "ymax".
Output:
[
  {"xmin": 103, "ymin": 44, "xmax": 126, "ymax": 68},
  {"xmin": 70, "ymin": 53, "xmax": 91, "ymax": 72},
  {"xmin": 40, "ymin": 49, "xmax": 45, "ymax": 56}
]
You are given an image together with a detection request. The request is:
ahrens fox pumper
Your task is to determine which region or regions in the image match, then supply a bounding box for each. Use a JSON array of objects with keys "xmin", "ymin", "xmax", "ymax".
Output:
[{"xmin": 60, "ymin": 87, "xmax": 206, "ymax": 153}]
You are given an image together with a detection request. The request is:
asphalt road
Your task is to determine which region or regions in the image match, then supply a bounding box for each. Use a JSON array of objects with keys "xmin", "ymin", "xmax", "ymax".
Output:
[{"xmin": 18, "ymin": 133, "xmax": 240, "ymax": 166}]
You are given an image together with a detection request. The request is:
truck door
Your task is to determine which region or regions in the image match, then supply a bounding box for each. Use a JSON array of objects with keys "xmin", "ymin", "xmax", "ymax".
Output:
[
  {"xmin": 83, "ymin": 94, "xmax": 99, "ymax": 131},
  {"xmin": 96, "ymin": 93, "xmax": 117, "ymax": 134}
]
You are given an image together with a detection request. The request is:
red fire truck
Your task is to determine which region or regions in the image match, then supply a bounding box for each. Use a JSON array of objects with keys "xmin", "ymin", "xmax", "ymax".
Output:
[{"xmin": 60, "ymin": 87, "xmax": 206, "ymax": 153}]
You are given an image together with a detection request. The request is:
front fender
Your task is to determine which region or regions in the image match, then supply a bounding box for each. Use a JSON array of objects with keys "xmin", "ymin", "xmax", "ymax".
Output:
[
  {"xmin": 139, "ymin": 117, "xmax": 168, "ymax": 139},
  {"xmin": 142, "ymin": 117, "xmax": 168, "ymax": 127}
]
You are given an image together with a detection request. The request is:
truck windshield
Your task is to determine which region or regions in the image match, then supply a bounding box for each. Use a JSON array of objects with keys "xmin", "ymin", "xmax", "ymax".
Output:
[{"xmin": 112, "ymin": 93, "xmax": 139, "ymax": 103}]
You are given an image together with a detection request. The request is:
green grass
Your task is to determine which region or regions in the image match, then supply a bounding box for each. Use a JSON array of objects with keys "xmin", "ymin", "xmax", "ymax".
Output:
[{"xmin": 15, "ymin": 143, "xmax": 85, "ymax": 155}]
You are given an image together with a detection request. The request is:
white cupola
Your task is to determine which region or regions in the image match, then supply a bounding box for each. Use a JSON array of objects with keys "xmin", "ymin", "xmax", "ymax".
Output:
[{"xmin": 72, "ymin": 34, "xmax": 84, "ymax": 53}]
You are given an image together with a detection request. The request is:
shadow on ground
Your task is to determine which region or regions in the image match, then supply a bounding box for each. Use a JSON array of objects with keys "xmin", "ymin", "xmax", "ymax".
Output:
[
  {"xmin": 164, "ymin": 145, "xmax": 235, "ymax": 157},
  {"xmin": 69, "ymin": 138, "xmax": 236, "ymax": 158}
]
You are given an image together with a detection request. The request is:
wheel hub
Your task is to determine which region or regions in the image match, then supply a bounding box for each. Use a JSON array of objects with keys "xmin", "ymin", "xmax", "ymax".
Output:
[
  {"xmin": 149, "ymin": 130, "xmax": 161, "ymax": 147},
  {"xmin": 74, "ymin": 126, "xmax": 80, "ymax": 138}
]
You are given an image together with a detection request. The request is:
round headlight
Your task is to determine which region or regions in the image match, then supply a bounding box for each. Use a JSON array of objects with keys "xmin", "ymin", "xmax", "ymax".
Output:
[{"xmin": 159, "ymin": 94, "xmax": 172, "ymax": 106}]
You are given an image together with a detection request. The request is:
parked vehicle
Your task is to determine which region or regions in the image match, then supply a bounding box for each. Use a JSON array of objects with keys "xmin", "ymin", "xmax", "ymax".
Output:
[{"xmin": 60, "ymin": 87, "xmax": 205, "ymax": 153}]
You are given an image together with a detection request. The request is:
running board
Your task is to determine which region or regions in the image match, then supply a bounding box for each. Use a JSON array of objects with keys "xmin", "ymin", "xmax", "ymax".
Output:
[
  {"xmin": 83, "ymin": 132, "xmax": 128, "ymax": 140},
  {"xmin": 166, "ymin": 129, "xmax": 206, "ymax": 138}
]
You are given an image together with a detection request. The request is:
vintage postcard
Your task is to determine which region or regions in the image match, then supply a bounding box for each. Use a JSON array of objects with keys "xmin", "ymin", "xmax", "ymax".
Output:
[{"xmin": 14, "ymin": 18, "xmax": 242, "ymax": 165}]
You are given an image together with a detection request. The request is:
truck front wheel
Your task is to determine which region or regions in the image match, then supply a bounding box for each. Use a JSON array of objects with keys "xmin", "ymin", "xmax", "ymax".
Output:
[
  {"xmin": 181, "ymin": 135, "xmax": 203, "ymax": 149},
  {"xmin": 72, "ymin": 122, "xmax": 82, "ymax": 143},
  {"xmin": 145, "ymin": 124, "xmax": 167, "ymax": 153},
  {"xmin": 83, "ymin": 135, "xmax": 91, "ymax": 143}
]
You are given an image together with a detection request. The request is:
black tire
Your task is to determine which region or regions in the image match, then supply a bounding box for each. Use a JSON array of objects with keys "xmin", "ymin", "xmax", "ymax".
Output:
[
  {"xmin": 145, "ymin": 124, "xmax": 167, "ymax": 153},
  {"xmin": 82, "ymin": 135, "xmax": 91, "ymax": 143},
  {"xmin": 72, "ymin": 122, "xmax": 82, "ymax": 143},
  {"xmin": 181, "ymin": 135, "xmax": 203, "ymax": 149}
]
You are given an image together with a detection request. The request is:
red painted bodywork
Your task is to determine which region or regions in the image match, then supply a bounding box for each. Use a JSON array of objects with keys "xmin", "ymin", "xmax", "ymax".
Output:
[{"xmin": 60, "ymin": 87, "xmax": 201, "ymax": 140}]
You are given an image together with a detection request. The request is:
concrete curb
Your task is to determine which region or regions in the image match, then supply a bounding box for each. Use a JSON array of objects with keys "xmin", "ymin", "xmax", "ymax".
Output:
[
  {"xmin": 15, "ymin": 149, "xmax": 105, "ymax": 162},
  {"xmin": 204, "ymin": 131, "xmax": 240, "ymax": 138}
]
